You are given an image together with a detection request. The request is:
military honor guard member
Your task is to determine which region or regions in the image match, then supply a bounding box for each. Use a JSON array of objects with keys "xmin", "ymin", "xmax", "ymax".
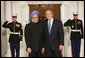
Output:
[
  {"xmin": 64, "ymin": 13, "xmax": 83, "ymax": 57},
  {"xmin": 24, "ymin": 10, "xmax": 45, "ymax": 57},
  {"xmin": 2, "ymin": 14, "xmax": 23, "ymax": 57}
]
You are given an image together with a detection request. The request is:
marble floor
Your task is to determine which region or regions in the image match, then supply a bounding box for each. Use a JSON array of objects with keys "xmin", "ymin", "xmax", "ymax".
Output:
[{"xmin": 5, "ymin": 39, "xmax": 84, "ymax": 57}]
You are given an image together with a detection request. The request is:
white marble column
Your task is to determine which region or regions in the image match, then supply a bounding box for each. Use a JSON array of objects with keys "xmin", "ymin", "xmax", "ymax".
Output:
[
  {"xmin": 78, "ymin": 1, "xmax": 84, "ymax": 57},
  {"xmin": 1, "ymin": 1, "xmax": 8, "ymax": 57},
  {"xmin": 5, "ymin": 1, "xmax": 12, "ymax": 57},
  {"xmin": 70, "ymin": 1, "xmax": 78, "ymax": 19},
  {"xmin": 20, "ymin": 1, "xmax": 29, "ymax": 57},
  {"xmin": 63, "ymin": 3, "xmax": 71, "ymax": 57}
]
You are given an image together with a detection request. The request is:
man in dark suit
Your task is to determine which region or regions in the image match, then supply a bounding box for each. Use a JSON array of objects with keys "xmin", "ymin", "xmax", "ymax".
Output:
[
  {"xmin": 24, "ymin": 11, "xmax": 45, "ymax": 57},
  {"xmin": 64, "ymin": 13, "xmax": 83, "ymax": 57},
  {"xmin": 43, "ymin": 10, "xmax": 64, "ymax": 57}
]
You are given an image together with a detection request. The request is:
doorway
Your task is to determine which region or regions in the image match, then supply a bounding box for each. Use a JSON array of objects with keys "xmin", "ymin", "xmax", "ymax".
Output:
[{"xmin": 29, "ymin": 4, "xmax": 61, "ymax": 20}]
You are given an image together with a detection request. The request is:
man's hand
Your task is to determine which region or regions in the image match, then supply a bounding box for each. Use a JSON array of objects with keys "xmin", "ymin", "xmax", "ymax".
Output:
[
  {"xmin": 59, "ymin": 45, "xmax": 63, "ymax": 51},
  {"xmin": 27, "ymin": 48, "xmax": 32, "ymax": 54},
  {"xmin": 5, "ymin": 21, "xmax": 8, "ymax": 23},
  {"xmin": 20, "ymin": 35, "xmax": 23, "ymax": 41},
  {"xmin": 5, "ymin": 21, "xmax": 9, "ymax": 24},
  {"xmin": 41, "ymin": 48, "xmax": 45, "ymax": 54}
]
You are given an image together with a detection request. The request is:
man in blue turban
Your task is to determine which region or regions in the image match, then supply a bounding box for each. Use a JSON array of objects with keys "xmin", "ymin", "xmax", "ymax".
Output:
[
  {"xmin": 25, "ymin": 10, "xmax": 45, "ymax": 57},
  {"xmin": 30, "ymin": 10, "xmax": 39, "ymax": 20},
  {"xmin": 30, "ymin": 10, "xmax": 40, "ymax": 23}
]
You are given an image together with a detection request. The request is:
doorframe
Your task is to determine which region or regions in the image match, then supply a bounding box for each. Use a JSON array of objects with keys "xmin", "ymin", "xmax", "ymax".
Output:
[{"xmin": 25, "ymin": 1, "xmax": 65, "ymax": 23}]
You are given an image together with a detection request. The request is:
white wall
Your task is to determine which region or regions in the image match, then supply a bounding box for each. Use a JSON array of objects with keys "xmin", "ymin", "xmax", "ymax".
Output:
[
  {"xmin": 78, "ymin": 1, "xmax": 84, "ymax": 57},
  {"xmin": 1, "ymin": 1, "xmax": 8, "ymax": 57},
  {"xmin": 1, "ymin": 1, "xmax": 84, "ymax": 57}
]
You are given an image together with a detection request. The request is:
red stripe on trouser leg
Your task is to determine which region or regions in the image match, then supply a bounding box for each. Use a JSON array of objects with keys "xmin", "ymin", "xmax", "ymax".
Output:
[
  {"xmin": 61, "ymin": 54, "xmax": 62, "ymax": 57},
  {"xmin": 71, "ymin": 45, "xmax": 73, "ymax": 57},
  {"xmin": 79, "ymin": 52, "xmax": 80, "ymax": 57},
  {"xmin": 72, "ymin": 50, "xmax": 73, "ymax": 57}
]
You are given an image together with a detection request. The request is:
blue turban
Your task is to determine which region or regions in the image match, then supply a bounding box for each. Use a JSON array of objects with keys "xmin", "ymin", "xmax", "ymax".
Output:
[{"xmin": 30, "ymin": 10, "xmax": 39, "ymax": 20}]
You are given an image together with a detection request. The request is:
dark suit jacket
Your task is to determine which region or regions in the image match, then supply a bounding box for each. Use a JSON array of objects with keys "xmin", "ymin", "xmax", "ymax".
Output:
[
  {"xmin": 43, "ymin": 19, "xmax": 64, "ymax": 52},
  {"xmin": 24, "ymin": 21, "xmax": 44, "ymax": 52}
]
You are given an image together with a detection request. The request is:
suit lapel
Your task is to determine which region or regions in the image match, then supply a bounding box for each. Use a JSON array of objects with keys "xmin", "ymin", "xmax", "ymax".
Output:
[
  {"xmin": 45, "ymin": 19, "xmax": 49, "ymax": 34},
  {"xmin": 50, "ymin": 19, "xmax": 56, "ymax": 35}
]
